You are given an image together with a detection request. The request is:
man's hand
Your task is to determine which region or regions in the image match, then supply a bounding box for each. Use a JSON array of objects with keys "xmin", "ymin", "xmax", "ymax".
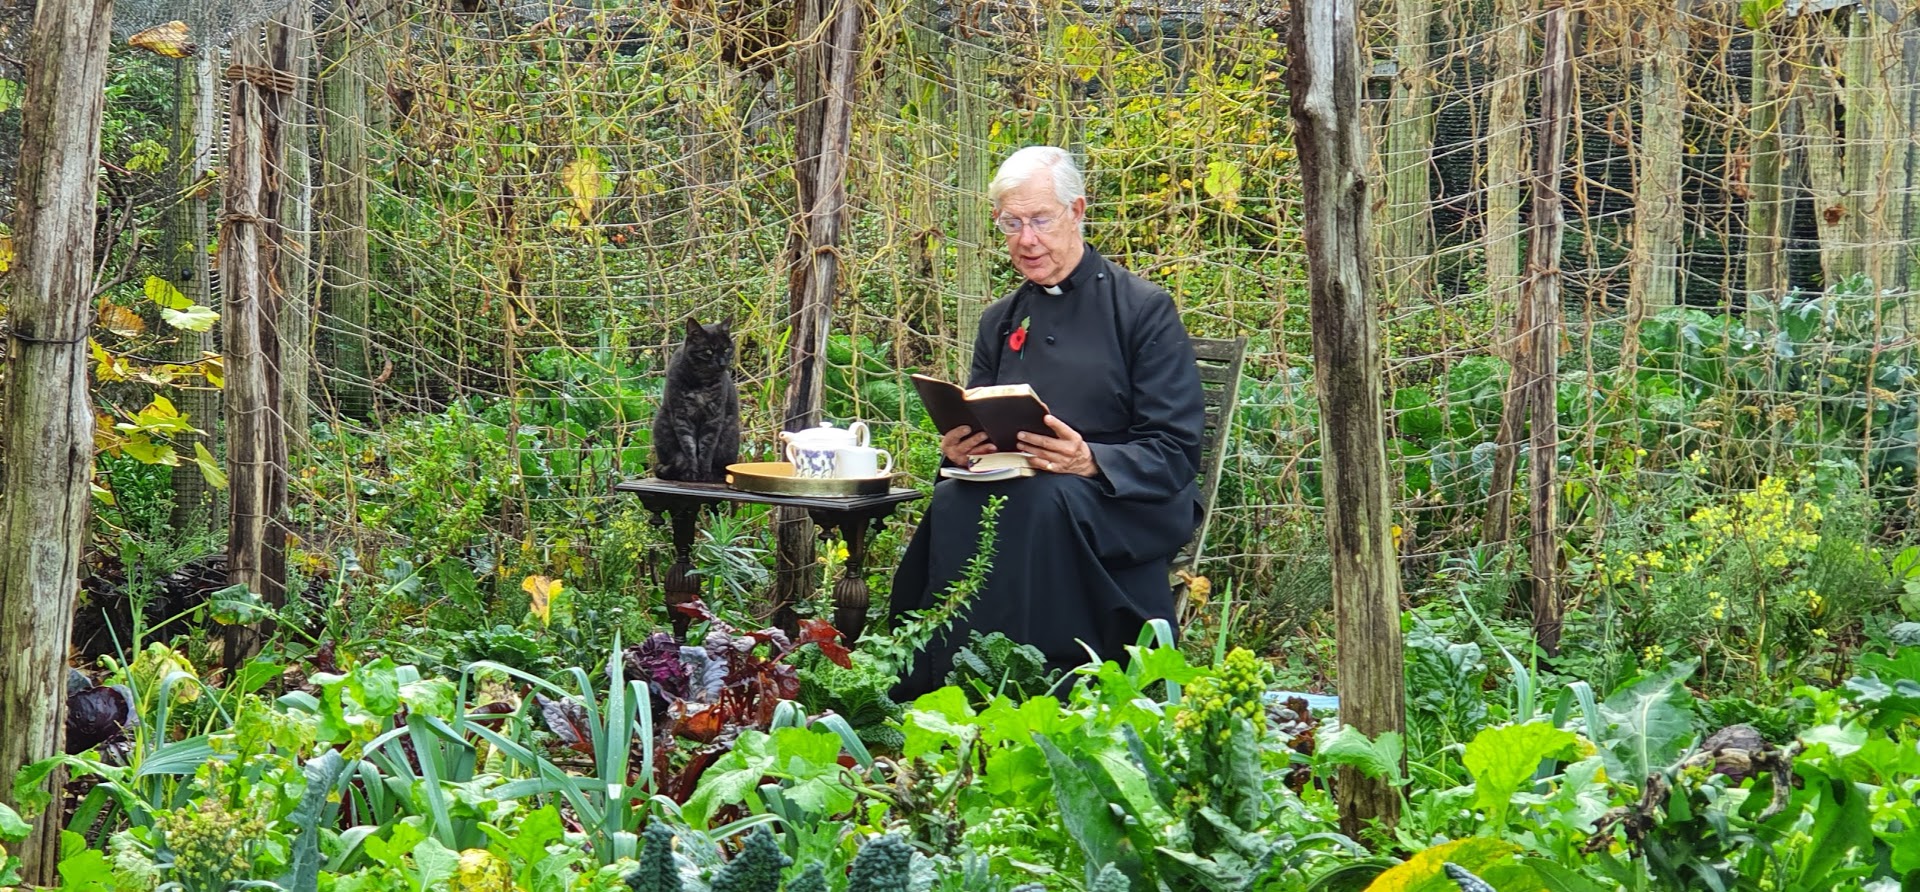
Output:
[
  {"xmin": 1018, "ymin": 415, "xmax": 1098, "ymax": 477},
  {"xmin": 941, "ymin": 425, "xmax": 996, "ymax": 466}
]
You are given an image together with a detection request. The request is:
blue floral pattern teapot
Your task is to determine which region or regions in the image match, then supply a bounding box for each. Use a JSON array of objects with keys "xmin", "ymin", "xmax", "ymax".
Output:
[{"xmin": 779, "ymin": 421, "xmax": 869, "ymax": 479}]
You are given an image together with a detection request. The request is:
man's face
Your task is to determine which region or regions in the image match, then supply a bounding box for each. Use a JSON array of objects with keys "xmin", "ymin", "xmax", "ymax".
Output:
[{"xmin": 996, "ymin": 176, "xmax": 1086, "ymax": 287}]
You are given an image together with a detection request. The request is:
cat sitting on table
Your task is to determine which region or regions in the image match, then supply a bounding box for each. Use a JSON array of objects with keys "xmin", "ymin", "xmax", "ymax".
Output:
[{"xmin": 652, "ymin": 317, "xmax": 740, "ymax": 482}]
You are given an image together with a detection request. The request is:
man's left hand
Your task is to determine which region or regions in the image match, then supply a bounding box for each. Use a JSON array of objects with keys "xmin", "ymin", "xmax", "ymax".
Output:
[{"xmin": 1019, "ymin": 415, "xmax": 1099, "ymax": 477}]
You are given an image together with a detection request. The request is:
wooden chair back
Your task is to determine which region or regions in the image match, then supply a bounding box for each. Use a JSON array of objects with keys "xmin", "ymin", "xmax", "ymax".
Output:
[{"xmin": 1174, "ymin": 335, "xmax": 1247, "ymax": 582}]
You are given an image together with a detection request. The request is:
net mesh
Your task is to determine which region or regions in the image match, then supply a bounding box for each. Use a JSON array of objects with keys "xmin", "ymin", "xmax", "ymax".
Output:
[{"xmin": 24, "ymin": 0, "xmax": 1920, "ymax": 640}]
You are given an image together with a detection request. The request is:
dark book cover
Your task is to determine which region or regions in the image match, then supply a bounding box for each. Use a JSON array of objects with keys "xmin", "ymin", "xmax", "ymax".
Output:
[{"xmin": 910, "ymin": 374, "xmax": 1052, "ymax": 452}]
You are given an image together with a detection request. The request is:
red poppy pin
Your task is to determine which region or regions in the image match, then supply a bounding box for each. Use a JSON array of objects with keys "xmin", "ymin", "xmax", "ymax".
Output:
[{"xmin": 1009, "ymin": 315, "xmax": 1031, "ymax": 352}]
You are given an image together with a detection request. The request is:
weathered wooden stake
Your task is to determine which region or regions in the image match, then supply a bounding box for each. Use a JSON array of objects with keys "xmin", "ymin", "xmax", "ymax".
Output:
[
  {"xmin": 1286, "ymin": 0, "xmax": 1405, "ymax": 836},
  {"xmin": 1746, "ymin": 21, "xmax": 1791, "ymax": 306},
  {"xmin": 952, "ymin": 29, "xmax": 993, "ymax": 375},
  {"xmin": 319, "ymin": 4, "xmax": 374, "ymax": 419},
  {"xmin": 774, "ymin": 0, "xmax": 864, "ymax": 624},
  {"xmin": 1631, "ymin": 0, "xmax": 1689, "ymax": 311},
  {"xmin": 1485, "ymin": 7, "xmax": 1574, "ymax": 581},
  {"xmin": 1380, "ymin": 0, "xmax": 1434, "ymax": 309},
  {"xmin": 1525, "ymin": 7, "xmax": 1574, "ymax": 654},
  {"xmin": 0, "ymin": 0, "xmax": 111, "ymax": 881},
  {"xmin": 223, "ymin": 29, "xmax": 290, "ymax": 665},
  {"xmin": 273, "ymin": 5, "xmax": 316, "ymax": 446},
  {"xmin": 1483, "ymin": 0, "xmax": 1531, "ymax": 332}
]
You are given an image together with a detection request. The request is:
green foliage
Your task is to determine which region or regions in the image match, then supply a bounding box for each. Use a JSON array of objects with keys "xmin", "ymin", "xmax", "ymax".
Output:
[
  {"xmin": 626, "ymin": 824, "xmax": 682, "ymax": 892},
  {"xmin": 797, "ymin": 648, "xmax": 904, "ymax": 753},
  {"xmin": 708, "ymin": 827, "xmax": 789, "ymax": 892},
  {"xmin": 845, "ymin": 834, "xmax": 914, "ymax": 892},
  {"xmin": 867, "ymin": 497, "xmax": 1004, "ymax": 677},
  {"xmin": 944, "ymin": 631, "xmax": 1056, "ymax": 705}
]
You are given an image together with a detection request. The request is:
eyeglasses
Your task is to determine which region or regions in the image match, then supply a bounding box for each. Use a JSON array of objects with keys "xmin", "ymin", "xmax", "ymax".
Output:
[{"xmin": 993, "ymin": 213, "xmax": 1066, "ymax": 236}]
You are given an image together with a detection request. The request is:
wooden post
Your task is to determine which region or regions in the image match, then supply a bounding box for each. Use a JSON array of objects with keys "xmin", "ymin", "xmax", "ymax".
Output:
[
  {"xmin": 273, "ymin": 5, "xmax": 315, "ymax": 446},
  {"xmin": 952, "ymin": 28, "xmax": 993, "ymax": 376},
  {"xmin": 1485, "ymin": 7, "xmax": 1575, "ymax": 567},
  {"xmin": 1899, "ymin": 7, "xmax": 1920, "ymax": 297},
  {"xmin": 1380, "ymin": 0, "xmax": 1434, "ymax": 310},
  {"xmin": 0, "ymin": 0, "xmax": 111, "ymax": 881},
  {"xmin": 773, "ymin": 0, "xmax": 863, "ymax": 622},
  {"xmin": 1286, "ymin": 0, "xmax": 1405, "ymax": 836},
  {"xmin": 319, "ymin": 4, "xmax": 373, "ymax": 419},
  {"xmin": 1747, "ymin": 22, "xmax": 1791, "ymax": 305},
  {"xmin": 1484, "ymin": 0, "xmax": 1531, "ymax": 331},
  {"xmin": 223, "ymin": 29, "xmax": 290, "ymax": 665},
  {"xmin": 1524, "ymin": 7, "xmax": 1574, "ymax": 654},
  {"xmin": 1796, "ymin": 16, "xmax": 1853, "ymax": 286},
  {"xmin": 167, "ymin": 47, "xmax": 221, "ymax": 532},
  {"xmin": 1631, "ymin": 0, "xmax": 1689, "ymax": 310},
  {"xmin": 1843, "ymin": 5, "xmax": 1898, "ymax": 294}
]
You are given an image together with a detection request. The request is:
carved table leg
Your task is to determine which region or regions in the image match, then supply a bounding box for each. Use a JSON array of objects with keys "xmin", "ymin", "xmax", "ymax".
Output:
[
  {"xmin": 664, "ymin": 505, "xmax": 700, "ymax": 637},
  {"xmin": 831, "ymin": 512, "xmax": 882, "ymax": 644}
]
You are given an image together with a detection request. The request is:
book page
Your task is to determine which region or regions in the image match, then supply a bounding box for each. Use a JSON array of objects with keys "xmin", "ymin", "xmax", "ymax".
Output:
[{"xmin": 962, "ymin": 383, "xmax": 1038, "ymax": 400}]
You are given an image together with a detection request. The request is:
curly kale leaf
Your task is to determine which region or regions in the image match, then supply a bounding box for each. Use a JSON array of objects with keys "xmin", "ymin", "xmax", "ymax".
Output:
[
  {"xmin": 709, "ymin": 826, "xmax": 790, "ymax": 892},
  {"xmin": 944, "ymin": 631, "xmax": 1055, "ymax": 702},
  {"xmin": 782, "ymin": 864, "xmax": 827, "ymax": 892},
  {"xmin": 625, "ymin": 824, "xmax": 682, "ymax": 892},
  {"xmin": 845, "ymin": 834, "xmax": 913, "ymax": 892}
]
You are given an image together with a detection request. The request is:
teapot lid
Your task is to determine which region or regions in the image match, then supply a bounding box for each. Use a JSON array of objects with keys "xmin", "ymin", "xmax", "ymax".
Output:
[{"xmin": 784, "ymin": 422, "xmax": 855, "ymax": 444}]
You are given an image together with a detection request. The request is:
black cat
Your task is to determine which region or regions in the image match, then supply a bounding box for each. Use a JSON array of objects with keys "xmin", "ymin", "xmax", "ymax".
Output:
[{"xmin": 653, "ymin": 317, "xmax": 740, "ymax": 482}]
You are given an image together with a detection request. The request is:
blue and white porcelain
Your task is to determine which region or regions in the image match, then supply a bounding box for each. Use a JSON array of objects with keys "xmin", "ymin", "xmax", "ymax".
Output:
[{"xmin": 780, "ymin": 422, "xmax": 869, "ymax": 479}]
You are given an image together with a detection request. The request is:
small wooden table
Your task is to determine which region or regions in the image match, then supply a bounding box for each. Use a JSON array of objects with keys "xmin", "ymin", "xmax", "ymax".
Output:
[{"xmin": 612, "ymin": 478, "xmax": 925, "ymax": 641}]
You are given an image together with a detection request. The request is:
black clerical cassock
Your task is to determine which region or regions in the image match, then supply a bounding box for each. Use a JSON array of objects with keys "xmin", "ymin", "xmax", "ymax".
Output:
[{"xmin": 889, "ymin": 246, "xmax": 1205, "ymax": 699}]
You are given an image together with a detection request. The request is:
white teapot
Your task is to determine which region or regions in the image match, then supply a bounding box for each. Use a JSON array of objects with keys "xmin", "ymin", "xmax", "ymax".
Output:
[{"xmin": 779, "ymin": 422, "xmax": 869, "ymax": 478}]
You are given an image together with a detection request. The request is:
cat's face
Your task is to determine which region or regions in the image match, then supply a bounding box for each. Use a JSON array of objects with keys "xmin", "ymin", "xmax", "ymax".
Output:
[{"xmin": 684, "ymin": 319, "xmax": 734, "ymax": 367}]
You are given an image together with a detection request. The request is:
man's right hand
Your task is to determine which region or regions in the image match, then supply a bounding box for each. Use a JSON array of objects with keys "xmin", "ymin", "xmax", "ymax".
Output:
[{"xmin": 941, "ymin": 425, "xmax": 996, "ymax": 466}]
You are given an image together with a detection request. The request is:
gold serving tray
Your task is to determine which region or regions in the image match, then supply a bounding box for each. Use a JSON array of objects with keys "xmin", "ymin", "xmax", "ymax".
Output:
[{"xmin": 725, "ymin": 462, "xmax": 895, "ymax": 497}]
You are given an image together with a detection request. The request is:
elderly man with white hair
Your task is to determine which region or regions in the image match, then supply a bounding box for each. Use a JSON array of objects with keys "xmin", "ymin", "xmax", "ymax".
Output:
[{"xmin": 889, "ymin": 146, "xmax": 1205, "ymax": 698}]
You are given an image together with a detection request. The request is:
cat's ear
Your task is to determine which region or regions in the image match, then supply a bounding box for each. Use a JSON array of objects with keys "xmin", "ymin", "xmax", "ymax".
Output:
[
  {"xmin": 716, "ymin": 318, "xmax": 733, "ymax": 334},
  {"xmin": 685, "ymin": 316, "xmax": 703, "ymax": 338}
]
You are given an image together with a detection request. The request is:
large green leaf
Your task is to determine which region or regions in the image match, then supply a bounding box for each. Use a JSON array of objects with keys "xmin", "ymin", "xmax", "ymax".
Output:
[
  {"xmin": 1315, "ymin": 726, "xmax": 1407, "ymax": 786},
  {"xmin": 1461, "ymin": 722, "xmax": 1582, "ymax": 825},
  {"xmin": 1595, "ymin": 661, "xmax": 1698, "ymax": 785},
  {"xmin": 1035, "ymin": 732, "xmax": 1141, "ymax": 888},
  {"xmin": 278, "ymin": 751, "xmax": 351, "ymax": 892}
]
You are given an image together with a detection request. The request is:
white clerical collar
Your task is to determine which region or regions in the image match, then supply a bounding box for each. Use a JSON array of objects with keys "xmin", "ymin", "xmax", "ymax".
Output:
[{"xmin": 1042, "ymin": 284, "xmax": 1063, "ymax": 295}]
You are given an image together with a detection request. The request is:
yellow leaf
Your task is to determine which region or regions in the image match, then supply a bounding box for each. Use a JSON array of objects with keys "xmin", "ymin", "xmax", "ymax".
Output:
[
  {"xmin": 128, "ymin": 20, "xmax": 198, "ymax": 58},
  {"xmin": 560, "ymin": 153, "xmax": 611, "ymax": 221},
  {"xmin": 98, "ymin": 303, "xmax": 146, "ymax": 337},
  {"xmin": 1203, "ymin": 159, "xmax": 1242, "ymax": 213},
  {"xmin": 199, "ymin": 354, "xmax": 225, "ymax": 388},
  {"xmin": 90, "ymin": 338, "xmax": 132, "ymax": 383},
  {"xmin": 120, "ymin": 432, "xmax": 180, "ymax": 466},
  {"xmin": 121, "ymin": 395, "xmax": 197, "ymax": 435},
  {"xmin": 1363, "ymin": 838, "xmax": 1524, "ymax": 892},
  {"xmin": 194, "ymin": 442, "xmax": 227, "ymax": 490},
  {"xmin": 522, "ymin": 575, "xmax": 562, "ymax": 626},
  {"xmin": 144, "ymin": 275, "xmax": 193, "ymax": 311},
  {"xmin": 0, "ymin": 234, "xmax": 13, "ymax": 272}
]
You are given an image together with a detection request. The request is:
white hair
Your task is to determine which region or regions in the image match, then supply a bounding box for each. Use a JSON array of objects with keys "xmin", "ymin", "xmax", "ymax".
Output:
[{"xmin": 987, "ymin": 146, "xmax": 1086, "ymax": 212}]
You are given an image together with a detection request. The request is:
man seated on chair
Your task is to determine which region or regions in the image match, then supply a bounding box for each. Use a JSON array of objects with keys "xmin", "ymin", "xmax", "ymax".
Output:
[{"xmin": 888, "ymin": 146, "xmax": 1205, "ymax": 699}]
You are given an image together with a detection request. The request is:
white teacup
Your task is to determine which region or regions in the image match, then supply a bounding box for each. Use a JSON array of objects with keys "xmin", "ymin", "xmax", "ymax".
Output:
[{"xmin": 834, "ymin": 445, "xmax": 893, "ymax": 479}]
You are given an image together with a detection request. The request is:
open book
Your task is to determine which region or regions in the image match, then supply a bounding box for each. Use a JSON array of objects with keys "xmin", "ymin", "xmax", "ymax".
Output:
[
  {"xmin": 910, "ymin": 374, "xmax": 1052, "ymax": 452},
  {"xmin": 939, "ymin": 452, "xmax": 1037, "ymax": 482}
]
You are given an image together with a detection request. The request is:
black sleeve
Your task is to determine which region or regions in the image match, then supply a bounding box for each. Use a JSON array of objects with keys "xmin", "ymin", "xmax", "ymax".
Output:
[
  {"xmin": 1085, "ymin": 292, "xmax": 1204, "ymax": 501},
  {"xmin": 967, "ymin": 300, "xmax": 1010, "ymax": 389}
]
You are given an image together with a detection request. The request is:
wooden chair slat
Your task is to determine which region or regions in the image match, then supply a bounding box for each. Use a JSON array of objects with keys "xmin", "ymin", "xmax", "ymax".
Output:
[
  {"xmin": 1174, "ymin": 335, "xmax": 1248, "ymax": 623},
  {"xmin": 1191, "ymin": 339, "xmax": 1243, "ymax": 362}
]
